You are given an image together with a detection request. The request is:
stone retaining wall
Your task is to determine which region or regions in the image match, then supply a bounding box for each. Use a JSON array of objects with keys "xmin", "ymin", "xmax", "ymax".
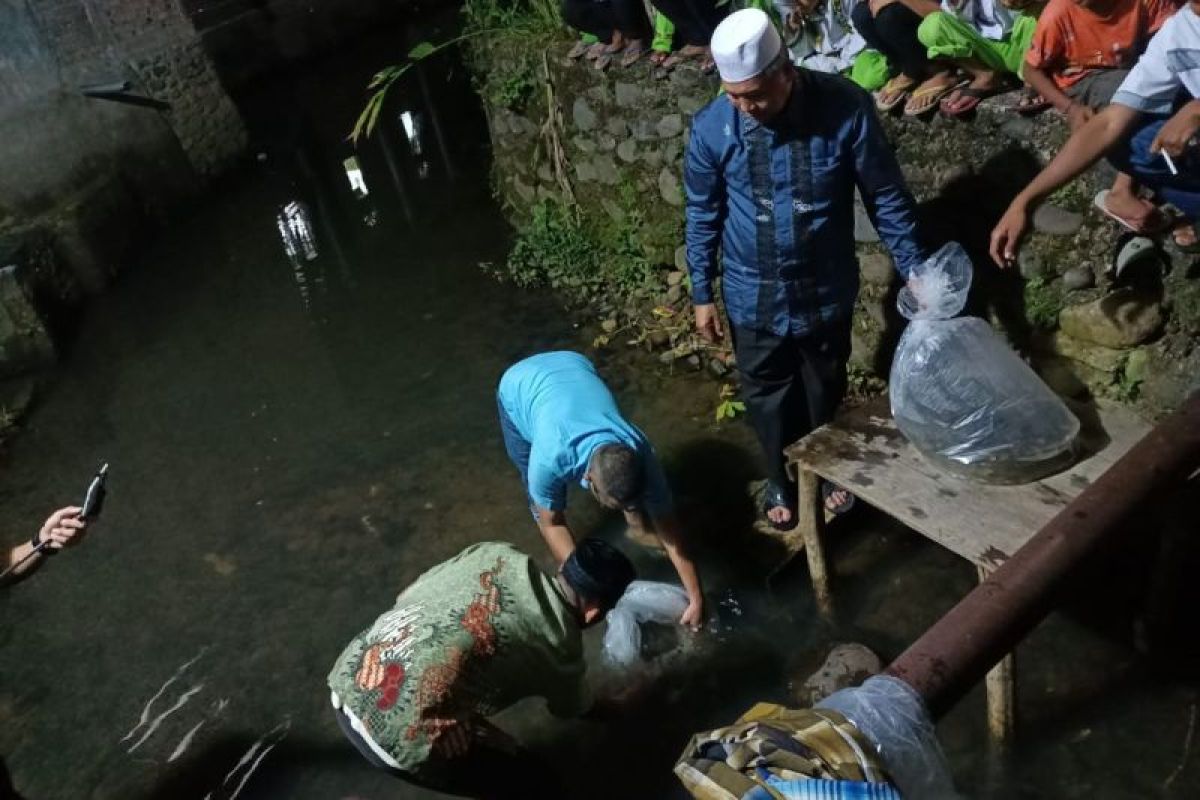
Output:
[{"xmin": 479, "ymin": 38, "xmax": 1199, "ymax": 418}]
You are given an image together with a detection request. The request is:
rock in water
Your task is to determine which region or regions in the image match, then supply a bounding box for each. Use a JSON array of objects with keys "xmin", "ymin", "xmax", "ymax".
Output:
[{"xmin": 791, "ymin": 643, "xmax": 883, "ymax": 706}]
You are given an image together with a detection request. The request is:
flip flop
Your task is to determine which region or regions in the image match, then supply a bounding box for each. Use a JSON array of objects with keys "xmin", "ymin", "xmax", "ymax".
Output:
[
  {"xmin": 649, "ymin": 50, "xmax": 669, "ymax": 67},
  {"xmin": 593, "ymin": 53, "xmax": 613, "ymax": 71},
  {"xmin": 761, "ymin": 481, "xmax": 799, "ymax": 532},
  {"xmin": 584, "ymin": 42, "xmax": 607, "ymax": 61},
  {"xmin": 821, "ymin": 481, "xmax": 857, "ymax": 516},
  {"xmin": 1093, "ymin": 190, "xmax": 1170, "ymax": 235},
  {"xmin": 875, "ymin": 76, "xmax": 915, "ymax": 113},
  {"xmin": 1015, "ymin": 87, "xmax": 1050, "ymax": 116},
  {"xmin": 940, "ymin": 85, "xmax": 1006, "ymax": 118},
  {"xmin": 620, "ymin": 43, "xmax": 647, "ymax": 68},
  {"xmin": 904, "ymin": 79, "xmax": 965, "ymax": 117},
  {"xmin": 567, "ymin": 40, "xmax": 591, "ymax": 60}
]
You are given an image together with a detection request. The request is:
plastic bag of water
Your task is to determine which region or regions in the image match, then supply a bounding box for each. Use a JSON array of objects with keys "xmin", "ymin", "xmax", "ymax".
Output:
[
  {"xmin": 889, "ymin": 242, "xmax": 1079, "ymax": 483},
  {"xmin": 602, "ymin": 581, "xmax": 689, "ymax": 667}
]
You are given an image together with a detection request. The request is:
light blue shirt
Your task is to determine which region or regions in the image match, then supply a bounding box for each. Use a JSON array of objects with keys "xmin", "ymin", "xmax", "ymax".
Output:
[{"xmin": 497, "ymin": 351, "xmax": 672, "ymax": 516}]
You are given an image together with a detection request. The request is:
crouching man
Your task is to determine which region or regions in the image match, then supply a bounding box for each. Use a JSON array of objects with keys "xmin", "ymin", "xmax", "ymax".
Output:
[{"xmin": 327, "ymin": 538, "xmax": 636, "ymax": 799}]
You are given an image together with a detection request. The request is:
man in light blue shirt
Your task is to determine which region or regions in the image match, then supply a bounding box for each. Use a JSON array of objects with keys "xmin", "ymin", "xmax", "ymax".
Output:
[{"xmin": 497, "ymin": 351, "xmax": 703, "ymax": 627}]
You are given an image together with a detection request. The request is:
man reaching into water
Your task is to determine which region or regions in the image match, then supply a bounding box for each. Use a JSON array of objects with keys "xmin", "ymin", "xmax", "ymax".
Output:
[
  {"xmin": 328, "ymin": 538, "xmax": 635, "ymax": 799},
  {"xmin": 496, "ymin": 351, "xmax": 704, "ymax": 628}
]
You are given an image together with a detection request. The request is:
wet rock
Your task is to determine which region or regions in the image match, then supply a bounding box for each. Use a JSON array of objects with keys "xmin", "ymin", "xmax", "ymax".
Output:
[
  {"xmin": 656, "ymin": 113, "xmax": 684, "ymax": 139},
  {"xmin": 1033, "ymin": 204, "xmax": 1084, "ymax": 236},
  {"xmin": 632, "ymin": 118, "xmax": 659, "ymax": 141},
  {"xmin": 572, "ymin": 97, "xmax": 597, "ymax": 131},
  {"xmin": 853, "ymin": 195, "xmax": 879, "ymax": 243},
  {"xmin": 678, "ymin": 94, "xmax": 707, "ymax": 116},
  {"xmin": 674, "ymin": 246, "xmax": 687, "ymax": 271},
  {"xmin": 666, "ymin": 270, "xmax": 684, "ymax": 286},
  {"xmin": 860, "ymin": 252, "xmax": 895, "ymax": 287},
  {"xmin": 606, "ymin": 118, "xmax": 630, "ymax": 138},
  {"xmin": 1058, "ymin": 288, "xmax": 1164, "ymax": 348},
  {"xmin": 593, "ymin": 154, "xmax": 620, "ymax": 185},
  {"xmin": 658, "ymin": 168, "xmax": 682, "ymax": 206},
  {"xmin": 574, "ymin": 159, "xmax": 598, "ymax": 183},
  {"xmin": 615, "ymin": 82, "xmax": 643, "ymax": 108},
  {"xmin": 571, "ymin": 136, "xmax": 596, "ymax": 154},
  {"xmin": 1052, "ymin": 332, "xmax": 1124, "ymax": 374},
  {"xmin": 1062, "ymin": 265, "xmax": 1095, "ymax": 291},
  {"xmin": 616, "ymin": 139, "xmax": 639, "ymax": 164},
  {"xmin": 512, "ymin": 177, "xmax": 536, "ymax": 203},
  {"xmin": 1018, "ymin": 250, "xmax": 1048, "ymax": 280},
  {"xmin": 792, "ymin": 643, "xmax": 883, "ymax": 706}
]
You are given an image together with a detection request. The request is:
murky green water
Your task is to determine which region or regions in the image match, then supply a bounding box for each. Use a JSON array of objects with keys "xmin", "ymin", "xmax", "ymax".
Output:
[{"xmin": 1, "ymin": 13, "xmax": 1197, "ymax": 800}]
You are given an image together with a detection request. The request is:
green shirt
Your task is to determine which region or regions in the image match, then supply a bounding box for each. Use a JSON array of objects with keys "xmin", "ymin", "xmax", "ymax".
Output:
[{"xmin": 327, "ymin": 542, "xmax": 591, "ymax": 772}]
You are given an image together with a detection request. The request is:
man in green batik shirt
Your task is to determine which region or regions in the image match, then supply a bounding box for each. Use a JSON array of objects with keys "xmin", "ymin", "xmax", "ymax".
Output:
[{"xmin": 327, "ymin": 538, "xmax": 636, "ymax": 799}]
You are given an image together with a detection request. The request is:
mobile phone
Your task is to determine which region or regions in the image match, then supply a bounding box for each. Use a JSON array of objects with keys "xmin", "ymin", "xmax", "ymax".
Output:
[{"xmin": 82, "ymin": 463, "xmax": 109, "ymax": 521}]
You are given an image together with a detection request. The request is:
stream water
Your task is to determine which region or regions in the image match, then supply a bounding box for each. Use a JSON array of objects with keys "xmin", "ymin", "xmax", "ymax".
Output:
[{"xmin": 0, "ymin": 11, "xmax": 1196, "ymax": 800}]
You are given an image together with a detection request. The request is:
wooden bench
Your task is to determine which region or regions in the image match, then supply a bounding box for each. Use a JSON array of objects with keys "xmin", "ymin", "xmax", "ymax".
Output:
[{"xmin": 781, "ymin": 397, "xmax": 1150, "ymax": 742}]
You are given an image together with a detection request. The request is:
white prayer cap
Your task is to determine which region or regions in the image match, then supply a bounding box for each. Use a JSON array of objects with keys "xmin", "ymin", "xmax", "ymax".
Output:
[{"xmin": 710, "ymin": 8, "xmax": 782, "ymax": 84}]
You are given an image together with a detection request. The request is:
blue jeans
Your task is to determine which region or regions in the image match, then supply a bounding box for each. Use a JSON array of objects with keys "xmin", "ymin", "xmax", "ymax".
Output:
[
  {"xmin": 1109, "ymin": 114, "xmax": 1200, "ymax": 220},
  {"xmin": 497, "ymin": 397, "xmax": 538, "ymax": 517}
]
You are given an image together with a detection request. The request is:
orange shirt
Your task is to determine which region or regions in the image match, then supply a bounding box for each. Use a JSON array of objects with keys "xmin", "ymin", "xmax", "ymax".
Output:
[{"xmin": 1025, "ymin": 0, "xmax": 1181, "ymax": 88}]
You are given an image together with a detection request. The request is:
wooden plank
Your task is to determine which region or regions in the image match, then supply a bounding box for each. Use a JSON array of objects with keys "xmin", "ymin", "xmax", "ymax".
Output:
[{"xmin": 784, "ymin": 398, "xmax": 1150, "ymax": 567}]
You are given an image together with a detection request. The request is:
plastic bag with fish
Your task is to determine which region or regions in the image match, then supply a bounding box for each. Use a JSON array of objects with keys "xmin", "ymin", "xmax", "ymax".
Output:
[
  {"xmin": 602, "ymin": 581, "xmax": 690, "ymax": 667},
  {"xmin": 889, "ymin": 242, "xmax": 1079, "ymax": 483}
]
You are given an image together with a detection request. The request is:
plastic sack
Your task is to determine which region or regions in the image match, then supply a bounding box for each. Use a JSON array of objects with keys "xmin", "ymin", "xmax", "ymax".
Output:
[
  {"xmin": 602, "ymin": 580, "xmax": 689, "ymax": 667},
  {"xmin": 817, "ymin": 675, "xmax": 958, "ymax": 800},
  {"xmin": 889, "ymin": 242, "xmax": 1080, "ymax": 483}
]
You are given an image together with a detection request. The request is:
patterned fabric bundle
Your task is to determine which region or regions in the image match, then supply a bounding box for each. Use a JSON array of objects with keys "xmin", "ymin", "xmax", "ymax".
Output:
[{"xmin": 674, "ymin": 702, "xmax": 901, "ymax": 800}]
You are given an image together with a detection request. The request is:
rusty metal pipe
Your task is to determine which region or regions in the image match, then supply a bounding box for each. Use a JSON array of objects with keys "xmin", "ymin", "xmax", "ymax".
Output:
[{"xmin": 886, "ymin": 392, "xmax": 1200, "ymax": 719}]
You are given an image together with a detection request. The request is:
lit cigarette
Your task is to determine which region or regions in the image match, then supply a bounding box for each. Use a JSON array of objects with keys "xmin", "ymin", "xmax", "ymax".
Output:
[{"xmin": 1162, "ymin": 150, "xmax": 1179, "ymax": 176}]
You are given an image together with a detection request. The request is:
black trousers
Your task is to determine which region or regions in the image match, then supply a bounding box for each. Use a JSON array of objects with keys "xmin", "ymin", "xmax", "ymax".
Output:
[
  {"xmin": 334, "ymin": 708, "xmax": 564, "ymax": 800},
  {"xmin": 652, "ymin": 0, "xmax": 729, "ymax": 47},
  {"xmin": 851, "ymin": 1, "xmax": 931, "ymax": 82},
  {"xmin": 732, "ymin": 321, "xmax": 852, "ymax": 499},
  {"xmin": 561, "ymin": 0, "xmax": 651, "ymax": 42}
]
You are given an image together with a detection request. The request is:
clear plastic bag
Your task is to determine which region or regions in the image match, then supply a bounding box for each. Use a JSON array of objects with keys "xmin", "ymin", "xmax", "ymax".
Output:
[
  {"xmin": 602, "ymin": 581, "xmax": 689, "ymax": 667},
  {"xmin": 817, "ymin": 675, "xmax": 958, "ymax": 800},
  {"xmin": 889, "ymin": 242, "xmax": 1080, "ymax": 483}
]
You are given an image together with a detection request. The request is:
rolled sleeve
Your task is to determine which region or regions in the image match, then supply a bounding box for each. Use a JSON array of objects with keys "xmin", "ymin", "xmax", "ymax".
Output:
[
  {"xmin": 850, "ymin": 96, "xmax": 924, "ymax": 275},
  {"xmin": 684, "ymin": 122, "xmax": 725, "ymax": 305},
  {"xmin": 1112, "ymin": 35, "xmax": 1179, "ymax": 116}
]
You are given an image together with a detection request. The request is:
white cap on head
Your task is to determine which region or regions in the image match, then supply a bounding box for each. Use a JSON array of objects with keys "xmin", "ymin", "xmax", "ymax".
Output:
[{"xmin": 710, "ymin": 8, "xmax": 783, "ymax": 84}]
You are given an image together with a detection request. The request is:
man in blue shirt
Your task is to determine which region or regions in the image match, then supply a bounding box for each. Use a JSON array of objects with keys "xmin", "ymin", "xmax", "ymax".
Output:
[
  {"xmin": 686, "ymin": 8, "xmax": 924, "ymax": 529},
  {"xmin": 496, "ymin": 351, "xmax": 703, "ymax": 627}
]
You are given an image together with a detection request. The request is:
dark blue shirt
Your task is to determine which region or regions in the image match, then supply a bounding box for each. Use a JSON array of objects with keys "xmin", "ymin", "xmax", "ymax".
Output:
[{"xmin": 684, "ymin": 69, "xmax": 924, "ymax": 336}]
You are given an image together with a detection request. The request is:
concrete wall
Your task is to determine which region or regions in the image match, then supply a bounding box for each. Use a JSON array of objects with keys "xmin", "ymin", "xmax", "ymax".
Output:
[{"xmin": 479, "ymin": 41, "xmax": 1200, "ymax": 417}]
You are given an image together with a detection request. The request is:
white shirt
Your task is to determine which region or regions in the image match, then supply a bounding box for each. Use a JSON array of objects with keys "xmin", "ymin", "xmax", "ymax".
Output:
[
  {"xmin": 774, "ymin": 0, "xmax": 868, "ymax": 74},
  {"xmin": 942, "ymin": 0, "xmax": 1015, "ymax": 41},
  {"xmin": 1113, "ymin": 5, "xmax": 1200, "ymax": 115}
]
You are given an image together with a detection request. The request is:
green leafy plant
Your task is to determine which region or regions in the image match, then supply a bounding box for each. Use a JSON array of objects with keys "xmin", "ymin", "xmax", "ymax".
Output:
[
  {"xmin": 353, "ymin": 0, "xmax": 563, "ymax": 142},
  {"xmin": 715, "ymin": 383, "xmax": 745, "ymax": 422},
  {"xmin": 1024, "ymin": 276, "xmax": 1065, "ymax": 330}
]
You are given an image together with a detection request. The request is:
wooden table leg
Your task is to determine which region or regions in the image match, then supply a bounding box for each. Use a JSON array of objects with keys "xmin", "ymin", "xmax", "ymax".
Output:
[
  {"xmin": 799, "ymin": 469, "xmax": 833, "ymax": 621},
  {"xmin": 977, "ymin": 564, "xmax": 1015, "ymax": 745}
]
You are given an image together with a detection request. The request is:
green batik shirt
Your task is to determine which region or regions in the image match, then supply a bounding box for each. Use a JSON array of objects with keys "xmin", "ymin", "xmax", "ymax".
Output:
[{"xmin": 327, "ymin": 542, "xmax": 591, "ymax": 772}]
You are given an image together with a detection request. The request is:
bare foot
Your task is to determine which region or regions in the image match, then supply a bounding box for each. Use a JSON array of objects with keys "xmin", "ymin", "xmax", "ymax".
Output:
[{"xmin": 1104, "ymin": 186, "xmax": 1164, "ymax": 232}]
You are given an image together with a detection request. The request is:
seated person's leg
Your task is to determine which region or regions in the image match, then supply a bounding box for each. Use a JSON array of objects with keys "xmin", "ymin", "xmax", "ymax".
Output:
[
  {"xmin": 1109, "ymin": 115, "xmax": 1200, "ymax": 221},
  {"xmin": 918, "ymin": 11, "xmax": 1012, "ymax": 114},
  {"xmin": 561, "ymin": 0, "xmax": 615, "ymax": 56},
  {"xmin": 871, "ymin": 3, "xmax": 956, "ymax": 115}
]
